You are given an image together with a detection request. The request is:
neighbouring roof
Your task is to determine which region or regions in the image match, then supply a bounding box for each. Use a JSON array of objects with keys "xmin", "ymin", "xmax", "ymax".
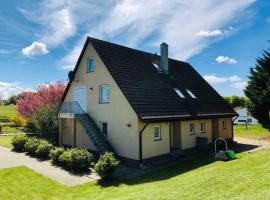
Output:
[{"xmin": 62, "ymin": 37, "xmax": 237, "ymax": 122}]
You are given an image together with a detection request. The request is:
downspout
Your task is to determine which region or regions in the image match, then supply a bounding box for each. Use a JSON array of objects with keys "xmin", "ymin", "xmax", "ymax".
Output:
[
  {"xmin": 139, "ymin": 123, "xmax": 149, "ymax": 166},
  {"xmin": 232, "ymin": 115, "xmax": 239, "ymax": 142}
]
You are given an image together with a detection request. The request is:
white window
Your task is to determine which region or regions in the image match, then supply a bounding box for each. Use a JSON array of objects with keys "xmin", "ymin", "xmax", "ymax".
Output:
[
  {"xmin": 87, "ymin": 58, "xmax": 94, "ymax": 72},
  {"xmin": 189, "ymin": 122, "xmax": 195, "ymax": 135},
  {"xmin": 222, "ymin": 119, "xmax": 227, "ymax": 129},
  {"xmin": 154, "ymin": 126, "xmax": 161, "ymax": 140},
  {"xmin": 200, "ymin": 121, "xmax": 205, "ymax": 133},
  {"xmin": 186, "ymin": 89, "xmax": 196, "ymax": 98},
  {"xmin": 100, "ymin": 122, "xmax": 108, "ymax": 137},
  {"xmin": 100, "ymin": 85, "xmax": 110, "ymax": 103},
  {"xmin": 173, "ymin": 88, "xmax": 185, "ymax": 98}
]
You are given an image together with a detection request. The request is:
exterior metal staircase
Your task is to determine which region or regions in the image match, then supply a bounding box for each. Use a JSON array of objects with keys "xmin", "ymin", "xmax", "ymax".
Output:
[{"xmin": 59, "ymin": 101, "xmax": 113, "ymax": 154}]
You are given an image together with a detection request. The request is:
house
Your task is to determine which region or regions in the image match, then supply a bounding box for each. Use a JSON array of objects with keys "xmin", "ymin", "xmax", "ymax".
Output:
[
  {"xmin": 58, "ymin": 37, "xmax": 237, "ymax": 165},
  {"xmin": 234, "ymin": 107, "xmax": 258, "ymax": 124}
]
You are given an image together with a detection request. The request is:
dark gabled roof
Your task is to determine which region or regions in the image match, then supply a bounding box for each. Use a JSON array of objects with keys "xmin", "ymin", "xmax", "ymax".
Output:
[{"xmin": 62, "ymin": 37, "xmax": 237, "ymax": 122}]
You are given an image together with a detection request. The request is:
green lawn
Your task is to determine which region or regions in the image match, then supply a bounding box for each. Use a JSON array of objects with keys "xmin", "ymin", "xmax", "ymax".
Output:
[
  {"xmin": 0, "ymin": 136, "xmax": 14, "ymax": 148},
  {"xmin": 0, "ymin": 105, "xmax": 17, "ymax": 118},
  {"xmin": 0, "ymin": 150, "xmax": 270, "ymax": 199},
  {"xmin": 234, "ymin": 124, "xmax": 270, "ymax": 140}
]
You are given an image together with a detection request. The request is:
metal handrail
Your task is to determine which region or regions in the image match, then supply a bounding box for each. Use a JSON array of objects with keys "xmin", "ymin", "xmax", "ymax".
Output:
[{"xmin": 59, "ymin": 101, "xmax": 85, "ymax": 114}]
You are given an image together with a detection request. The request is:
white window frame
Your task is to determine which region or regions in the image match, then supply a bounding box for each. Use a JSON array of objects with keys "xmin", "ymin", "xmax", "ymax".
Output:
[
  {"xmin": 200, "ymin": 121, "xmax": 205, "ymax": 133},
  {"xmin": 87, "ymin": 57, "xmax": 94, "ymax": 73},
  {"xmin": 154, "ymin": 126, "xmax": 161, "ymax": 140},
  {"xmin": 222, "ymin": 119, "xmax": 227, "ymax": 129},
  {"xmin": 99, "ymin": 85, "xmax": 110, "ymax": 103},
  {"xmin": 186, "ymin": 89, "xmax": 197, "ymax": 98},
  {"xmin": 173, "ymin": 88, "xmax": 185, "ymax": 98},
  {"xmin": 100, "ymin": 121, "xmax": 108, "ymax": 137},
  {"xmin": 189, "ymin": 122, "xmax": 195, "ymax": 135}
]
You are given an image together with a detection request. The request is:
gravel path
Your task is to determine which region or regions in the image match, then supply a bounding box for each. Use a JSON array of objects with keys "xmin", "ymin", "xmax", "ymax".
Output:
[
  {"xmin": 234, "ymin": 137, "xmax": 270, "ymax": 152},
  {"xmin": 0, "ymin": 146, "xmax": 99, "ymax": 186}
]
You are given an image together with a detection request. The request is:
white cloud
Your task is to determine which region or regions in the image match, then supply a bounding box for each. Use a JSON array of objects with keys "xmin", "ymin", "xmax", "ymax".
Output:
[
  {"xmin": 230, "ymin": 81, "xmax": 247, "ymax": 90},
  {"xmin": 19, "ymin": 0, "xmax": 255, "ymax": 69},
  {"xmin": 196, "ymin": 30, "xmax": 223, "ymax": 37},
  {"xmin": 21, "ymin": 42, "xmax": 49, "ymax": 56},
  {"xmin": 0, "ymin": 82, "xmax": 32, "ymax": 100},
  {"xmin": 216, "ymin": 55, "xmax": 237, "ymax": 64},
  {"xmin": 203, "ymin": 74, "xmax": 241, "ymax": 84}
]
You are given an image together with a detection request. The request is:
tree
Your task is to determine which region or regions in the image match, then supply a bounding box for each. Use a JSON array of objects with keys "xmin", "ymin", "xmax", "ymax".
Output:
[
  {"xmin": 223, "ymin": 96, "xmax": 231, "ymax": 105},
  {"xmin": 245, "ymin": 49, "xmax": 270, "ymax": 130},
  {"xmin": 16, "ymin": 82, "xmax": 66, "ymax": 118},
  {"xmin": 4, "ymin": 94, "xmax": 22, "ymax": 105}
]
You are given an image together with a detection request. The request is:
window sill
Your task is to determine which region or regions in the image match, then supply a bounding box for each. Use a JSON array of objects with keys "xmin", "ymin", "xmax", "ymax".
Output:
[
  {"xmin": 154, "ymin": 138, "xmax": 162, "ymax": 141},
  {"xmin": 99, "ymin": 101, "xmax": 110, "ymax": 104},
  {"xmin": 86, "ymin": 71, "xmax": 94, "ymax": 73},
  {"xmin": 200, "ymin": 131, "xmax": 205, "ymax": 134},
  {"xmin": 189, "ymin": 133, "xmax": 195, "ymax": 136}
]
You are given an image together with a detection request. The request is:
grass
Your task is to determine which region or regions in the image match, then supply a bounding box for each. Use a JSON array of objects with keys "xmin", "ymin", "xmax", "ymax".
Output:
[
  {"xmin": 234, "ymin": 124, "xmax": 270, "ymax": 140},
  {"xmin": 0, "ymin": 150, "xmax": 270, "ymax": 199},
  {"xmin": 0, "ymin": 105, "xmax": 17, "ymax": 118},
  {"xmin": 0, "ymin": 136, "xmax": 13, "ymax": 148}
]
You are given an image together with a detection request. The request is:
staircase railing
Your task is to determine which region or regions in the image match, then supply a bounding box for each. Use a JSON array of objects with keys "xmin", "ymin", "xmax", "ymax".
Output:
[{"xmin": 59, "ymin": 101, "xmax": 85, "ymax": 114}]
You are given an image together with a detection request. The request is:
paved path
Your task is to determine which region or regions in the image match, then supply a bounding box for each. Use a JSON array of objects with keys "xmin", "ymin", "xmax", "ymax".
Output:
[
  {"xmin": 234, "ymin": 137, "xmax": 270, "ymax": 152},
  {"xmin": 0, "ymin": 146, "xmax": 99, "ymax": 186}
]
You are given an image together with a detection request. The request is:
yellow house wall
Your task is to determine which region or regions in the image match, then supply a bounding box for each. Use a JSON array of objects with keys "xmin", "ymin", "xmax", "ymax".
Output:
[
  {"xmin": 61, "ymin": 42, "xmax": 139, "ymax": 160},
  {"xmin": 181, "ymin": 119, "xmax": 212, "ymax": 150},
  {"xmin": 218, "ymin": 118, "xmax": 233, "ymax": 139},
  {"xmin": 139, "ymin": 121, "xmax": 170, "ymax": 159}
]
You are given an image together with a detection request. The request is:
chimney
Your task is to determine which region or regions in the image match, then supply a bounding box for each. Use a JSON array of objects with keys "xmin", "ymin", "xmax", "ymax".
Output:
[{"xmin": 160, "ymin": 42, "xmax": 168, "ymax": 74}]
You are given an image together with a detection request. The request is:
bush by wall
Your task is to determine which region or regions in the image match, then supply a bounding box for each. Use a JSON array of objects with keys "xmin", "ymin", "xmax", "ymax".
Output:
[
  {"xmin": 59, "ymin": 148, "xmax": 93, "ymax": 172},
  {"xmin": 94, "ymin": 152, "xmax": 120, "ymax": 180},
  {"xmin": 11, "ymin": 135, "xmax": 28, "ymax": 151},
  {"xmin": 50, "ymin": 147, "xmax": 65, "ymax": 165},
  {"xmin": 24, "ymin": 137, "xmax": 42, "ymax": 156},
  {"xmin": 35, "ymin": 140, "xmax": 54, "ymax": 159}
]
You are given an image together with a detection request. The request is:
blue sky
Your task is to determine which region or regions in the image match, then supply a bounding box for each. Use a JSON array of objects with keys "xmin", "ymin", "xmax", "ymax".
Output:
[{"xmin": 0, "ymin": 0, "xmax": 269, "ymax": 99}]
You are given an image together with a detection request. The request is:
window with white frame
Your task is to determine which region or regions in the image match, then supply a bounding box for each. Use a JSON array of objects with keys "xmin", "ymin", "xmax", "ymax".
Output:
[
  {"xmin": 87, "ymin": 57, "xmax": 94, "ymax": 72},
  {"xmin": 189, "ymin": 122, "xmax": 195, "ymax": 135},
  {"xmin": 200, "ymin": 121, "xmax": 205, "ymax": 133},
  {"xmin": 100, "ymin": 122, "xmax": 108, "ymax": 137},
  {"xmin": 173, "ymin": 88, "xmax": 185, "ymax": 98},
  {"xmin": 222, "ymin": 119, "xmax": 227, "ymax": 129},
  {"xmin": 154, "ymin": 126, "xmax": 161, "ymax": 140},
  {"xmin": 99, "ymin": 85, "xmax": 110, "ymax": 103},
  {"xmin": 186, "ymin": 89, "xmax": 196, "ymax": 98}
]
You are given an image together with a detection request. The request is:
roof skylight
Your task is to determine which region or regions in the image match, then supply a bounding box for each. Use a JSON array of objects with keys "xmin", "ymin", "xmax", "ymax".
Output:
[
  {"xmin": 186, "ymin": 89, "xmax": 196, "ymax": 98},
  {"xmin": 173, "ymin": 88, "xmax": 185, "ymax": 98},
  {"xmin": 152, "ymin": 63, "xmax": 163, "ymax": 72}
]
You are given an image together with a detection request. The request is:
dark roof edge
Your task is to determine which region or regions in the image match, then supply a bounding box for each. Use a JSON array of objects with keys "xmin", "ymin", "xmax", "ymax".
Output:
[{"xmin": 141, "ymin": 113, "xmax": 238, "ymax": 122}]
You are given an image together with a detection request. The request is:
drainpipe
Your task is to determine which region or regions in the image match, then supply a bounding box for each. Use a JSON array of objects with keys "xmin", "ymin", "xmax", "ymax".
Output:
[
  {"xmin": 139, "ymin": 123, "xmax": 149, "ymax": 166},
  {"xmin": 232, "ymin": 116, "xmax": 239, "ymax": 142}
]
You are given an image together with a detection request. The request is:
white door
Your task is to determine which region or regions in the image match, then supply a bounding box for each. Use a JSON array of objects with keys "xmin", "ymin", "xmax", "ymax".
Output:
[{"xmin": 73, "ymin": 86, "xmax": 87, "ymax": 112}]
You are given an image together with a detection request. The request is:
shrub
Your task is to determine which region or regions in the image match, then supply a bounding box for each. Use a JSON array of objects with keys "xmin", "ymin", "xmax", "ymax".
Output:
[
  {"xmin": 35, "ymin": 141, "xmax": 54, "ymax": 159},
  {"xmin": 11, "ymin": 135, "xmax": 28, "ymax": 151},
  {"xmin": 59, "ymin": 148, "xmax": 93, "ymax": 172},
  {"xmin": 30, "ymin": 106, "xmax": 59, "ymax": 145},
  {"xmin": 24, "ymin": 137, "xmax": 41, "ymax": 156},
  {"xmin": 11, "ymin": 115, "xmax": 26, "ymax": 127},
  {"xmin": 50, "ymin": 147, "xmax": 65, "ymax": 164},
  {"xmin": 94, "ymin": 152, "xmax": 120, "ymax": 180}
]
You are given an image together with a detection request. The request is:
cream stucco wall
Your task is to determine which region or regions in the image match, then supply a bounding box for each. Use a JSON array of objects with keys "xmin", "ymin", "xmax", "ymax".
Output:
[
  {"xmin": 181, "ymin": 119, "xmax": 212, "ymax": 150},
  {"xmin": 60, "ymin": 118, "xmax": 74, "ymax": 146},
  {"xmin": 139, "ymin": 121, "xmax": 170, "ymax": 159},
  {"xmin": 61, "ymin": 42, "xmax": 139, "ymax": 160},
  {"xmin": 218, "ymin": 118, "xmax": 233, "ymax": 139}
]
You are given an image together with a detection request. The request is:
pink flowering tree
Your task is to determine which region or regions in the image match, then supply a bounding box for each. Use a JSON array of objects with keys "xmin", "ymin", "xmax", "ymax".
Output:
[{"xmin": 16, "ymin": 81, "xmax": 66, "ymax": 118}]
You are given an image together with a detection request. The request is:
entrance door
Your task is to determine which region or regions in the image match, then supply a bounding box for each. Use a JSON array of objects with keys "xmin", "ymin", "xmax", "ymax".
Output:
[
  {"xmin": 73, "ymin": 86, "xmax": 87, "ymax": 112},
  {"xmin": 171, "ymin": 121, "xmax": 181, "ymax": 149}
]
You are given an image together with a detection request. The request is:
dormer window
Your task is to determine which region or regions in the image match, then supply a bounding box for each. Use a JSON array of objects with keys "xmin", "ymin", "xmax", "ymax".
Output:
[
  {"xmin": 173, "ymin": 88, "xmax": 185, "ymax": 98},
  {"xmin": 186, "ymin": 89, "xmax": 196, "ymax": 98}
]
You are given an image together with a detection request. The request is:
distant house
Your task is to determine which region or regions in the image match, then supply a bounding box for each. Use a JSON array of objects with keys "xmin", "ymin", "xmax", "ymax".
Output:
[
  {"xmin": 234, "ymin": 108, "xmax": 258, "ymax": 124},
  {"xmin": 58, "ymin": 37, "xmax": 237, "ymax": 165}
]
